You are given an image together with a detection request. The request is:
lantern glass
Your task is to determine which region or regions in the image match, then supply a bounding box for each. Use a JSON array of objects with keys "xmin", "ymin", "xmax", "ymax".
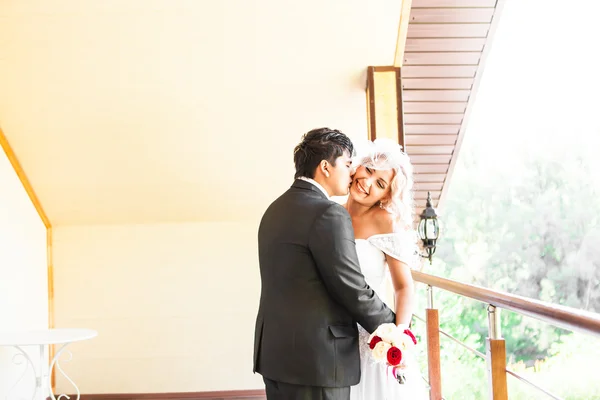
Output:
[{"xmin": 419, "ymin": 217, "xmax": 438, "ymax": 240}]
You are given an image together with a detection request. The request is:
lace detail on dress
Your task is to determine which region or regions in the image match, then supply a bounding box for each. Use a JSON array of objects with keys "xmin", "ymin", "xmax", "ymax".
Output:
[
  {"xmin": 357, "ymin": 324, "xmax": 379, "ymax": 365},
  {"xmin": 367, "ymin": 230, "xmax": 419, "ymax": 268}
]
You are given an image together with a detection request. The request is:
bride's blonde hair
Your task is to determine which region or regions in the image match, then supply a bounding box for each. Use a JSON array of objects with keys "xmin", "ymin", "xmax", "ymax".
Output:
[{"xmin": 353, "ymin": 138, "xmax": 415, "ymax": 231}]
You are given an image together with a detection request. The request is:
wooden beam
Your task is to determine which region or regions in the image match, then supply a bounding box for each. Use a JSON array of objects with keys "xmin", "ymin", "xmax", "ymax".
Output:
[
  {"xmin": 0, "ymin": 126, "xmax": 55, "ymax": 389},
  {"xmin": 0, "ymin": 127, "xmax": 50, "ymax": 228},
  {"xmin": 394, "ymin": 0, "xmax": 414, "ymax": 67},
  {"xmin": 48, "ymin": 227, "xmax": 55, "ymax": 389},
  {"xmin": 366, "ymin": 66, "xmax": 376, "ymax": 141}
]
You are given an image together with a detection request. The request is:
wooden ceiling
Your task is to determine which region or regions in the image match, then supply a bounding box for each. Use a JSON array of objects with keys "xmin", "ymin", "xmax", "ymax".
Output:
[{"xmin": 403, "ymin": 0, "xmax": 505, "ymax": 214}]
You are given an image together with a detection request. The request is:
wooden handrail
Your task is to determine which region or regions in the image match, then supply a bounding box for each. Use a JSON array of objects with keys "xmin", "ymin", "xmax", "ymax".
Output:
[{"xmin": 412, "ymin": 270, "xmax": 600, "ymax": 338}]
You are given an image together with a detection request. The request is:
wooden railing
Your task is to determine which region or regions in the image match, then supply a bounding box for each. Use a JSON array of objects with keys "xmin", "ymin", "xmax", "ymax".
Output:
[{"xmin": 411, "ymin": 270, "xmax": 600, "ymax": 400}]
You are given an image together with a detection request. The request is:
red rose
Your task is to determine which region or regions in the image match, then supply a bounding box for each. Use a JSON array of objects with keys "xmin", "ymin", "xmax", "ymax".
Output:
[
  {"xmin": 369, "ymin": 336, "xmax": 382, "ymax": 349},
  {"xmin": 404, "ymin": 329, "xmax": 417, "ymax": 345},
  {"xmin": 387, "ymin": 346, "xmax": 402, "ymax": 366}
]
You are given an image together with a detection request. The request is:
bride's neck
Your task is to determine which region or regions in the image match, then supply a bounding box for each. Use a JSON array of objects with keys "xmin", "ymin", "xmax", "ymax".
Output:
[{"xmin": 345, "ymin": 196, "xmax": 371, "ymax": 218}]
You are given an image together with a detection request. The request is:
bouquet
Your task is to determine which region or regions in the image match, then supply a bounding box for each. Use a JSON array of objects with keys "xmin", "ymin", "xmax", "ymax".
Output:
[{"xmin": 367, "ymin": 323, "xmax": 418, "ymax": 384}]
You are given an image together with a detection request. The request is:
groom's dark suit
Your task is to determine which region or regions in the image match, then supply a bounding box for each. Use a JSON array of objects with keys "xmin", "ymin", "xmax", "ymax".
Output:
[{"xmin": 253, "ymin": 179, "xmax": 395, "ymax": 399}]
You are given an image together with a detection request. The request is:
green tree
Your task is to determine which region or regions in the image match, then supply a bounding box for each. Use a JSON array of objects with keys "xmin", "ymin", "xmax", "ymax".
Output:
[{"xmin": 429, "ymin": 130, "xmax": 600, "ymax": 364}]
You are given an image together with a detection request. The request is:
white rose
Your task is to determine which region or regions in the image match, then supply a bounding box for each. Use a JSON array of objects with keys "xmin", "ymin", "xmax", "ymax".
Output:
[
  {"xmin": 371, "ymin": 341, "xmax": 391, "ymax": 361},
  {"xmin": 374, "ymin": 323, "xmax": 398, "ymax": 343},
  {"xmin": 390, "ymin": 331, "xmax": 409, "ymax": 350}
]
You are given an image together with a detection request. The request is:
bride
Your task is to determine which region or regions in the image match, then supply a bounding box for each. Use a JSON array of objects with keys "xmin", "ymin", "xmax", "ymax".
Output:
[{"xmin": 344, "ymin": 139, "xmax": 428, "ymax": 400}]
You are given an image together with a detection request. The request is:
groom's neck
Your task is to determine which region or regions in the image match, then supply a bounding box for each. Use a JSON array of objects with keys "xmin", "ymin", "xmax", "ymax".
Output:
[{"xmin": 311, "ymin": 174, "xmax": 332, "ymax": 197}]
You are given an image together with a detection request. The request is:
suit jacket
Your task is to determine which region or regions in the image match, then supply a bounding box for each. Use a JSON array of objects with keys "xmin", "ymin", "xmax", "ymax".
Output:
[{"xmin": 253, "ymin": 179, "xmax": 395, "ymax": 387}]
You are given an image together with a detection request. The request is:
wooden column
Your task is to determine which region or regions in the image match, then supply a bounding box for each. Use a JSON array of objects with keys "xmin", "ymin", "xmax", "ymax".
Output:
[
  {"xmin": 486, "ymin": 339, "xmax": 508, "ymax": 400},
  {"xmin": 486, "ymin": 305, "xmax": 508, "ymax": 400},
  {"xmin": 366, "ymin": 66, "xmax": 405, "ymax": 148},
  {"xmin": 426, "ymin": 308, "xmax": 443, "ymax": 400}
]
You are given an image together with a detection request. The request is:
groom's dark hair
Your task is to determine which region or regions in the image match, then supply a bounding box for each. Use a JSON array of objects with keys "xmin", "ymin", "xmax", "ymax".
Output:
[{"xmin": 293, "ymin": 128, "xmax": 354, "ymax": 179}]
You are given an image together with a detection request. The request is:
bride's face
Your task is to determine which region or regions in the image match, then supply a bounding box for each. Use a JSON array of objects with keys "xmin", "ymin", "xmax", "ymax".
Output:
[{"xmin": 350, "ymin": 165, "xmax": 394, "ymax": 207}]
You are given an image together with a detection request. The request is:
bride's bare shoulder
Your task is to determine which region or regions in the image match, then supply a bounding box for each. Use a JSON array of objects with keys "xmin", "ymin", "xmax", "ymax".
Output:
[{"xmin": 372, "ymin": 208, "xmax": 394, "ymax": 234}]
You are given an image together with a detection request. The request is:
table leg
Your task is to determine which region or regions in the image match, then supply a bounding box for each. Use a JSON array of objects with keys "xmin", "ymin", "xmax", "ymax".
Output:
[
  {"xmin": 47, "ymin": 343, "xmax": 80, "ymax": 400},
  {"xmin": 6, "ymin": 345, "xmax": 37, "ymax": 400}
]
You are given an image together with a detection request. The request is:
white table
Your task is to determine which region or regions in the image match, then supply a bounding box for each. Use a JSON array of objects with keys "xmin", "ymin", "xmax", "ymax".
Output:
[{"xmin": 0, "ymin": 329, "xmax": 97, "ymax": 400}]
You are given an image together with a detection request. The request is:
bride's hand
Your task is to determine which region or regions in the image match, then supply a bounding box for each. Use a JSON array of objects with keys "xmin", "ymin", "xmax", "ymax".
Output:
[{"xmin": 396, "ymin": 323, "xmax": 409, "ymax": 331}]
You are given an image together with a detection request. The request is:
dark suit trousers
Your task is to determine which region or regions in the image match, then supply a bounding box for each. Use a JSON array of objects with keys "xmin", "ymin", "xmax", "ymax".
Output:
[{"xmin": 263, "ymin": 377, "xmax": 350, "ymax": 400}]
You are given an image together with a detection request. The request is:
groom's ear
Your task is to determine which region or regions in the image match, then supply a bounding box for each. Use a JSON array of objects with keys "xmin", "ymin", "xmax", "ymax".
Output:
[{"xmin": 319, "ymin": 160, "xmax": 330, "ymax": 178}]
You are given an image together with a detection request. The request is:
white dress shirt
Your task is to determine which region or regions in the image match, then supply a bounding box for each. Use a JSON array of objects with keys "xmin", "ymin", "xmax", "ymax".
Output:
[{"xmin": 298, "ymin": 176, "xmax": 330, "ymax": 199}]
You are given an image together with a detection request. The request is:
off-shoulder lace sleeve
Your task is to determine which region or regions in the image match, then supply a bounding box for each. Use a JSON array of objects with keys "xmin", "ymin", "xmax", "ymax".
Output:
[{"xmin": 367, "ymin": 230, "xmax": 419, "ymax": 268}]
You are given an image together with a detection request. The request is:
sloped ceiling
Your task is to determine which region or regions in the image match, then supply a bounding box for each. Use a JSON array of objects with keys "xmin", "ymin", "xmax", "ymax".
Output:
[{"xmin": 0, "ymin": 0, "xmax": 402, "ymax": 225}]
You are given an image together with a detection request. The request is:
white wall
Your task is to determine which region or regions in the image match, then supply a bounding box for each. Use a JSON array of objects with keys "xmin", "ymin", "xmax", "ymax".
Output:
[
  {"xmin": 53, "ymin": 221, "xmax": 264, "ymax": 393},
  {"xmin": 0, "ymin": 148, "xmax": 48, "ymax": 399}
]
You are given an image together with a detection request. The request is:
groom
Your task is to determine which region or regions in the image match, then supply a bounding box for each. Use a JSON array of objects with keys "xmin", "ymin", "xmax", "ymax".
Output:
[{"xmin": 253, "ymin": 128, "xmax": 395, "ymax": 400}]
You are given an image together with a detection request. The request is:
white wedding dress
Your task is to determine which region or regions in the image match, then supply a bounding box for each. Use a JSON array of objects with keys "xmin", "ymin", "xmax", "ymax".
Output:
[{"xmin": 350, "ymin": 233, "xmax": 429, "ymax": 400}]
